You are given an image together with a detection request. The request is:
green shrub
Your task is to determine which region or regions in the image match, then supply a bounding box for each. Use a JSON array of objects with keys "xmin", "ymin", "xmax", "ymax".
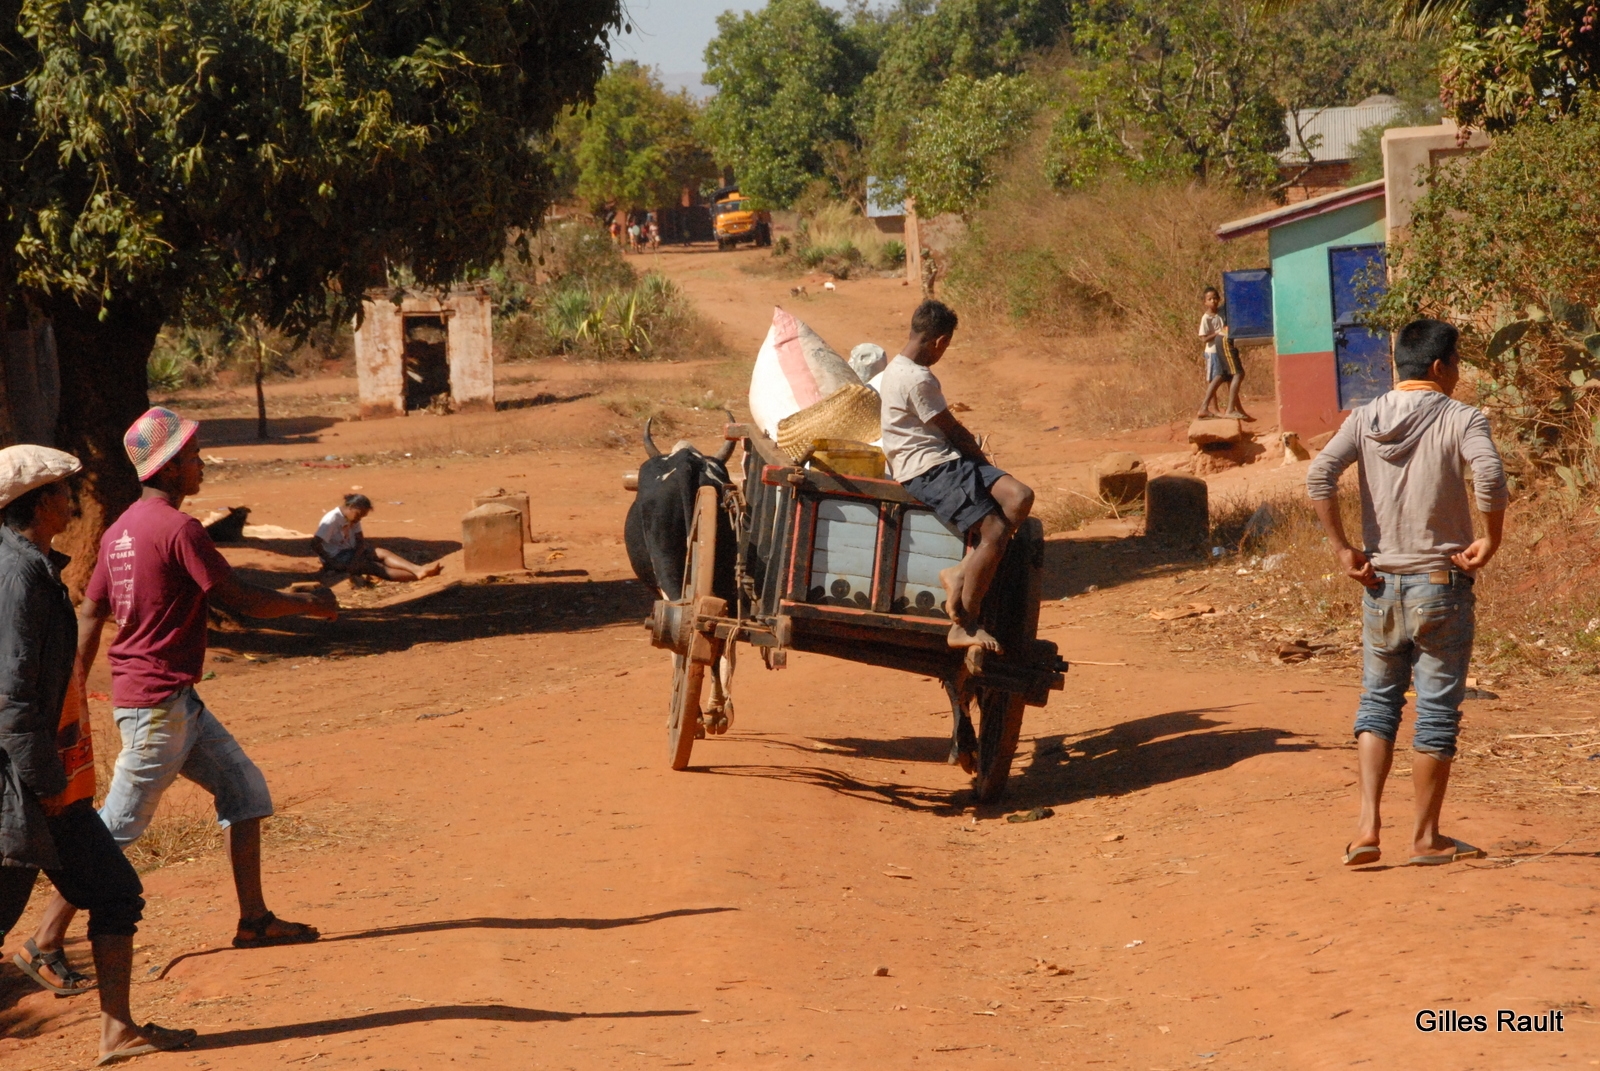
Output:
[
  {"xmin": 876, "ymin": 239, "xmax": 906, "ymax": 270},
  {"xmin": 1378, "ymin": 106, "xmax": 1600, "ymax": 480},
  {"xmin": 146, "ymin": 348, "xmax": 189, "ymax": 392},
  {"xmin": 534, "ymin": 271, "xmax": 701, "ymax": 360}
]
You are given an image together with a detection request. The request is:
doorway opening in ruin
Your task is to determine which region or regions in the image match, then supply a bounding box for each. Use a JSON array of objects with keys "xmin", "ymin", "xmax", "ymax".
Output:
[{"xmin": 402, "ymin": 315, "xmax": 450, "ymax": 411}]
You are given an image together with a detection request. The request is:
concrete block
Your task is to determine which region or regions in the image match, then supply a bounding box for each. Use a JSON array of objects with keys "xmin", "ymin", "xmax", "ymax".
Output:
[
  {"xmin": 1092, "ymin": 451, "xmax": 1147, "ymax": 505},
  {"xmin": 462, "ymin": 503, "xmax": 526, "ymax": 574},
  {"xmin": 1146, "ymin": 475, "xmax": 1209, "ymax": 545},
  {"xmin": 1188, "ymin": 417, "xmax": 1244, "ymax": 446},
  {"xmin": 473, "ymin": 487, "xmax": 532, "ymax": 542}
]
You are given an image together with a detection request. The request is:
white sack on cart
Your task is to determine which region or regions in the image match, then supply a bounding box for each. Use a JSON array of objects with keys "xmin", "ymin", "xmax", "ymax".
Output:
[{"xmin": 748, "ymin": 306, "xmax": 861, "ymax": 438}]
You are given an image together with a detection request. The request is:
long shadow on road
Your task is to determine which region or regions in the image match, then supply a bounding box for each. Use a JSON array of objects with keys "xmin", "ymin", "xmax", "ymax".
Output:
[
  {"xmin": 188, "ymin": 1004, "xmax": 700, "ymax": 1051},
  {"xmin": 209, "ymin": 577, "xmax": 655, "ymax": 659},
  {"xmin": 694, "ymin": 707, "xmax": 1317, "ymax": 816},
  {"xmin": 1041, "ymin": 533, "xmax": 1209, "ymax": 600},
  {"xmin": 154, "ymin": 908, "xmax": 735, "ymax": 981}
]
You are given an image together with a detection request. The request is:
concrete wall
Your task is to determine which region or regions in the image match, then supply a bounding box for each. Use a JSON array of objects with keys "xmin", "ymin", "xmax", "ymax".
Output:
[
  {"xmin": 1382, "ymin": 121, "xmax": 1491, "ymax": 236},
  {"xmin": 354, "ymin": 296, "xmax": 406, "ymax": 419},
  {"xmin": 447, "ymin": 291, "xmax": 494, "ymax": 413},
  {"xmin": 354, "ymin": 287, "xmax": 494, "ymax": 418},
  {"xmin": 1268, "ymin": 198, "xmax": 1387, "ymax": 439}
]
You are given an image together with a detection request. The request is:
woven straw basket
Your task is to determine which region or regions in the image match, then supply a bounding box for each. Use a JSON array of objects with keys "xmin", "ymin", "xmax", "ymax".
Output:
[{"xmin": 775, "ymin": 384, "xmax": 883, "ymax": 461}]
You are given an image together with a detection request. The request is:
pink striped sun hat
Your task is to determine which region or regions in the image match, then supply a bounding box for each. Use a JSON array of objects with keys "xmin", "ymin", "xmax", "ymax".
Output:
[{"xmin": 124, "ymin": 407, "xmax": 200, "ymax": 481}]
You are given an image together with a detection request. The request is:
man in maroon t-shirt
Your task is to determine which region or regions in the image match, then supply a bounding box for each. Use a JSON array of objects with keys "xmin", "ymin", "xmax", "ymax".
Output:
[{"xmin": 32, "ymin": 408, "xmax": 337, "ymax": 955}]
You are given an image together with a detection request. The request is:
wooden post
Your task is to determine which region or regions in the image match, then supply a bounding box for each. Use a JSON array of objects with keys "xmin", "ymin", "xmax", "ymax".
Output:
[{"xmin": 904, "ymin": 197, "xmax": 921, "ymax": 287}]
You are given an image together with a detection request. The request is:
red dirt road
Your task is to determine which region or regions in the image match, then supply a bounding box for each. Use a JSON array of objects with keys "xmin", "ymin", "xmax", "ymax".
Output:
[{"xmin": 1, "ymin": 245, "xmax": 1594, "ymax": 1070}]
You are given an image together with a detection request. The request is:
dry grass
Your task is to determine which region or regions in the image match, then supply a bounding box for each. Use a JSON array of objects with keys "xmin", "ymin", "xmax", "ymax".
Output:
[
  {"xmin": 1036, "ymin": 489, "xmax": 1121, "ymax": 535},
  {"xmin": 1191, "ymin": 477, "xmax": 1600, "ymax": 683},
  {"xmin": 88, "ymin": 742, "xmax": 374, "ymax": 874},
  {"xmin": 786, "ymin": 202, "xmax": 906, "ymax": 277},
  {"xmin": 945, "ymin": 148, "xmax": 1273, "ymax": 432}
]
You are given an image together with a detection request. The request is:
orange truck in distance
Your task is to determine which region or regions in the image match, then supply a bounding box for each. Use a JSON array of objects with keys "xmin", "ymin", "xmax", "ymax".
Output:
[{"xmin": 713, "ymin": 185, "xmax": 772, "ymax": 251}]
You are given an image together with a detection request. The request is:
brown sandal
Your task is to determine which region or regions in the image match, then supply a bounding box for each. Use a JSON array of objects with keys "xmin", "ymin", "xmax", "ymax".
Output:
[{"xmin": 232, "ymin": 911, "xmax": 320, "ymax": 948}]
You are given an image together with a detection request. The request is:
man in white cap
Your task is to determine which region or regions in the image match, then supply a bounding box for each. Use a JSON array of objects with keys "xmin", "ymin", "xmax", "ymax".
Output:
[
  {"xmin": 0, "ymin": 444, "xmax": 197, "ymax": 1063},
  {"xmin": 30, "ymin": 407, "xmax": 337, "ymax": 958}
]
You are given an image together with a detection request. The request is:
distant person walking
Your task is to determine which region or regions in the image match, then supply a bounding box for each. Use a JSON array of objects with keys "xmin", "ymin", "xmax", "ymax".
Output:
[
  {"xmin": 30, "ymin": 408, "xmax": 338, "ymax": 958},
  {"xmin": 1307, "ymin": 319, "xmax": 1506, "ymax": 867},
  {"xmin": 314, "ymin": 494, "xmax": 441, "ymax": 582},
  {"xmin": 609, "ymin": 218, "xmax": 623, "ymax": 249},
  {"xmin": 648, "ymin": 219, "xmax": 661, "ymax": 251},
  {"xmin": 627, "ymin": 221, "xmax": 642, "ymax": 253},
  {"xmin": 0, "ymin": 445, "xmax": 196, "ymax": 1064},
  {"xmin": 1197, "ymin": 286, "xmax": 1247, "ymax": 420}
]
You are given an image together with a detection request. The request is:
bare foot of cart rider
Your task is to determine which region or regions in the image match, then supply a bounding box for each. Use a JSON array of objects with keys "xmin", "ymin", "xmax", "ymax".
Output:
[{"xmin": 878, "ymin": 300, "xmax": 1034, "ymax": 653}]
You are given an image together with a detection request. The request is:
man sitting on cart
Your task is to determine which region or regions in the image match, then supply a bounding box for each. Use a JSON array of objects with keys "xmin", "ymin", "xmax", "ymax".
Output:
[{"xmin": 878, "ymin": 300, "xmax": 1034, "ymax": 652}]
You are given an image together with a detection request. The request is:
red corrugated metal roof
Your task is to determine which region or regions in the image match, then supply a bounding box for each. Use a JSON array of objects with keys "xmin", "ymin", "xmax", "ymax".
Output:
[{"xmin": 1215, "ymin": 179, "xmax": 1386, "ymax": 241}]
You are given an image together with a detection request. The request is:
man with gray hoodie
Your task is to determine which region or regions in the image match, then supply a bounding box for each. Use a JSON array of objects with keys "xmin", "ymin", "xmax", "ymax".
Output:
[{"xmin": 1306, "ymin": 318, "xmax": 1507, "ymax": 867}]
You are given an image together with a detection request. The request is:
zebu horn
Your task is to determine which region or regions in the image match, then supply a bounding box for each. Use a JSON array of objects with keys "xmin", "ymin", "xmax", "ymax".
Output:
[{"xmin": 643, "ymin": 417, "xmax": 663, "ymax": 459}]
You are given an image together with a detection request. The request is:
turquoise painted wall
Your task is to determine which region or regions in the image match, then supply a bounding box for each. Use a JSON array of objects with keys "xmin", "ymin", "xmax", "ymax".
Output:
[{"xmin": 1267, "ymin": 199, "xmax": 1386, "ymax": 355}]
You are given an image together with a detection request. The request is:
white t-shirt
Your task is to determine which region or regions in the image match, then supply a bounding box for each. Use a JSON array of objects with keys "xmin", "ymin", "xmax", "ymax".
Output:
[
  {"xmin": 315, "ymin": 507, "xmax": 361, "ymax": 554},
  {"xmin": 1198, "ymin": 311, "xmax": 1224, "ymax": 355},
  {"xmin": 878, "ymin": 355, "xmax": 961, "ymax": 482}
]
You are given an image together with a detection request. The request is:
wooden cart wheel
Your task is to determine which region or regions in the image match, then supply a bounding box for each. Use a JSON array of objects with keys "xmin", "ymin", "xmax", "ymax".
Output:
[
  {"xmin": 667, "ymin": 486, "xmax": 720, "ymax": 770},
  {"xmin": 973, "ymin": 689, "xmax": 1027, "ymax": 802},
  {"xmin": 971, "ymin": 518, "xmax": 1046, "ymax": 802}
]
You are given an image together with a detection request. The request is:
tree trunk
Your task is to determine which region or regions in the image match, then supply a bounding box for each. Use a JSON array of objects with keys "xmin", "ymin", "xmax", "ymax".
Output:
[
  {"xmin": 46, "ymin": 293, "xmax": 165, "ymax": 598},
  {"xmin": 255, "ymin": 356, "xmax": 267, "ymax": 440}
]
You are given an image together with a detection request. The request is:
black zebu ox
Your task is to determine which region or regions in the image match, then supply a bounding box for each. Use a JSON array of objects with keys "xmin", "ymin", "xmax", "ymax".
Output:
[
  {"xmin": 623, "ymin": 416, "xmax": 738, "ymax": 602},
  {"xmin": 625, "ymin": 417, "xmax": 740, "ymax": 734}
]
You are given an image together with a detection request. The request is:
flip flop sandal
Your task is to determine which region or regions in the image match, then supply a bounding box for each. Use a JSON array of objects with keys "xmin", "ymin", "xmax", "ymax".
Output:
[
  {"xmin": 12, "ymin": 938, "xmax": 96, "ymax": 997},
  {"xmin": 1407, "ymin": 838, "xmax": 1487, "ymax": 866},
  {"xmin": 232, "ymin": 910, "xmax": 320, "ymax": 949},
  {"xmin": 96, "ymin": 1023, "xmax": 198, "ymax": 1065},
  {"xmin": 1343, "ymin": 843, "xmax": 1381, "ymax": 866}
]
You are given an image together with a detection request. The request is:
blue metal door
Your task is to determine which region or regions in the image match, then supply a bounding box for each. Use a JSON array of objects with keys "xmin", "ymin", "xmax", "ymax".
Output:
[
  {"xmin": 1329, "ymin": 244, "xmax": 1390, "ymax": 410},
  {"xmin": 1222, "ymin": 269, "xmax": 1273, "ymax": 341}
]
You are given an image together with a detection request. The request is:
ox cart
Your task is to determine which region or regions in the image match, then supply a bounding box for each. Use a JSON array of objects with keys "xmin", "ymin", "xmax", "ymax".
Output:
[{"xmin": 643, "ymin": 424, "xmax": 1067, "ymax": 802}]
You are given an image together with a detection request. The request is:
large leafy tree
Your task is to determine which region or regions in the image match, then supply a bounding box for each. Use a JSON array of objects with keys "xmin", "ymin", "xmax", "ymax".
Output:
[
  {"xmin": 700, "ymin": 0, "xmax": 879, "ymax": 206},
  {"xmin": 559, "ymin": 62, "xmax": 717, "ymax": 213},
  {"xmin": 0, "ymin": 0, "xmax": 621, "ymax": 587},
  {"xmin": 1053, "ymin": 0, "xmax": 1289, "ymax": 190},
  {"xmin": 1432, "ymin": 0, "xmax": 1600, "ymax": 129},
  {"xmin": 861, "ymin": 0, "xmax": 1071, "ymax": 184},
  {"xmin": 902, "ymin": 73, "xmax": 1043, "ymax": 215}
]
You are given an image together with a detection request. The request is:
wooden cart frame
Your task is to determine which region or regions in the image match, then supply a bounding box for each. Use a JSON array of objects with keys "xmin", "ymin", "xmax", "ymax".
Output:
[{"xmin": 644, "ymin": 425, "xmax": 1066, "ymax": 801}]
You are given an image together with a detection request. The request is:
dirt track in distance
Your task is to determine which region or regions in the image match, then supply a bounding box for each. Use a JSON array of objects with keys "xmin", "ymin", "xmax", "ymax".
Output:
[{"xmin": 0, "ymin": 244, "xmax": 1594, "ymax": 1071}]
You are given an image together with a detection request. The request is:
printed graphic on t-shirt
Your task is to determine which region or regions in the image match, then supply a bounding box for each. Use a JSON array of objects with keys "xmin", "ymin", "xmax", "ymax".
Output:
[{"xmin": 107, "ymin": 527, "xmax": 137, "ymax": 626}]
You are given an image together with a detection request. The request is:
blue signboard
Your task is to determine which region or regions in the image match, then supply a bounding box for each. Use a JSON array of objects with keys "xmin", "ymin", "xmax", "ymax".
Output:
[{"xmin": 1222, "ymin": 269, "xmax": 1273, "ymax": 341}]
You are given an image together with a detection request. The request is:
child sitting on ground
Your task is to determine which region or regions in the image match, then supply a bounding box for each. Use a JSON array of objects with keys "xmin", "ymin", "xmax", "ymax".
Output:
[
  {"xmin": 313, "ymin": 494, "xmax": 442, "ymax": 582},
  {"xmin": 878, "ymin": 300, "xmax": 1034, "ymax": 652}
]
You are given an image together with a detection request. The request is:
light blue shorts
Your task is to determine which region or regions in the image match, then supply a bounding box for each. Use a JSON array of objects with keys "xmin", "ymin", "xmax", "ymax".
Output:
[{"xmin": 100, "ymin": 685, "xmax": 274, "ymax": 844}]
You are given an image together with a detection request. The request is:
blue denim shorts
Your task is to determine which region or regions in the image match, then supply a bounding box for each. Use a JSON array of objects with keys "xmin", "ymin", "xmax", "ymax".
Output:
[
  {"xmin": 100, "ymin": 686, "xmax": 274, "ymax": 844},
  {"xmin": 1352, "ymin": 571, "xmax": 1476, "ymax": 758},
  {"xmin": 904, "ymin": 457, "xmax": 1006, "ymax": 537}
]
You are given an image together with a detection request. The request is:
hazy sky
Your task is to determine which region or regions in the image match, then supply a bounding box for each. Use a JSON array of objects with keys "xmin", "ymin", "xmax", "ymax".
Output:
[{"xmin": 610, "ymin": 1, "xmax": 864, "ymax": 95}]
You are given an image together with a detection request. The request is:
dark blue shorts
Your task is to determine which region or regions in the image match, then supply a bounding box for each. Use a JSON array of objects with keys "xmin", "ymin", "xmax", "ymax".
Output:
[{"xmin": 904, "ymin": 457, "xmax": 1006, "ymax": 537}]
